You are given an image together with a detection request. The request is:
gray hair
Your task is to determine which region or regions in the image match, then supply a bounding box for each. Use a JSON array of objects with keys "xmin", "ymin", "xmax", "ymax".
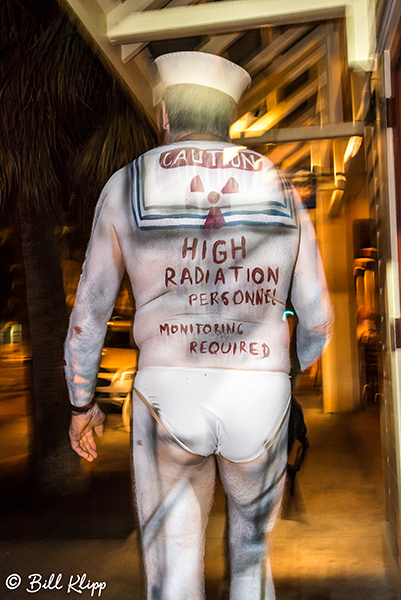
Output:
[{"xmin": 162, "ymin": 84, "xmax": 236, "ymax": 140}]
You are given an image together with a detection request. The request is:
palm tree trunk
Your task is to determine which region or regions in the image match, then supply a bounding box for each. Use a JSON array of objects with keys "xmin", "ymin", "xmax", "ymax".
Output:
[{"xmin": 20, "ymin": 212, "xmax": 84, "ymax": 498}]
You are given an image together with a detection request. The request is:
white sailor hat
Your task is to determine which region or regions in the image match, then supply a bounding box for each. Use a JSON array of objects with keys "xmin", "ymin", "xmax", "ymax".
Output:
[{"xmin": 154, "ymin": 51, "xmax": 251, "ymax": 105}]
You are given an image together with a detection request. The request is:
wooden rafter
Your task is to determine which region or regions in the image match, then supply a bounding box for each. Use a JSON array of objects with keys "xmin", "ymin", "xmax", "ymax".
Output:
[
  {"xmin": 243, "ymin": 24, "xmax": 312, "ymax": 75},
  {"xmin": 241, "ymin": 74, "xmax": 327, "ymax": 137},
  {"xmin": 198, "ymin": 32, "xmax": 244, "ymax": 54},
  {"xmin": 268, "ymin": 143, "xmax": 300, "ymax": 167},
  {"xmin": 106, "ymin": 0, "xmax": 345, "ymax": 43},
  {"xmin": 239, "ymin": 26, "xmax": 327, "ymax": 115},
  {"xmin": 120, "ymin": 0, "xmax": 202, "ymax": 64},
  {"xmin": 281, "ymin": 144, "xmax": 311, "ymax": 170},
  {"xmin": 105, "ymin": 0, "xmax": 375, "ymax": 70},
  {"xmin": 242, "ymin": 121, "xmax": 364, "ymax": 145}
]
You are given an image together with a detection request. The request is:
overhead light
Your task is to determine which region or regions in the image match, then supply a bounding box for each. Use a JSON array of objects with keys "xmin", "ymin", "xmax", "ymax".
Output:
[
  {"xmin": 329, "ymin": 188, "xmax": 344, "ymax": 217},
  {"xmin": 229, "ymin": 112, "xmax": 257, "ymax": 139},
  {"xmin": 344, "ymin": 136, "xmax": 363, "ymax": 164},
  {"xmin": 329, "ymin": 173, "xmax": 346, "ymax": 217}
]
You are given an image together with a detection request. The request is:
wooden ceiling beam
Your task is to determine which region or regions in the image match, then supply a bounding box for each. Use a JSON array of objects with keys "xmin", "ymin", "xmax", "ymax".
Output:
[
  {"xmin": 243, "ymin": 24, "xmax": 312, "ymax": 75},
  {"xmin": 281, "ymin": 144, "xmax": 311, "ymax": 170},
  {"xmin": 120, "ymin": 0, "xmax": 201, "ymax": 64},
  {"xmin": 239, "ymin": 121, "xmax": 364, "ymax": 145},
  {"xmin": 326, "ymin": 23, "xmax": 344, "ymax": 124},
  {"xmin": 198, "ymin": 33, "xmax": 244, "ymax": 54},
  {"xmin": 234, "ymin": 45, "xmax": 325, "ymax": 136},
  {"xmin": 267, "ymin": 142, "xmax": 302, "ymax": 167},
  {"xmin": 107, "ymin": 0, "xmax": 344, "ymax": 43},
  {"xmin": 239, "ymin": 25, "xmax": 327, "ymax": 114},
  {"xmin": 262, "ymin": 108, "xmax": 317, "ymax": 164},
  {"xmin": 121, "ymin": 43, "xmax": 145, "ymax": 63},
  {"xmin": 106, "ymin": 0, "xmax": 375, "ymax": 70},
  {"xmin": 132, "ymin": 48, "xmax": 160, "ymax": 89},
  {"xmin": 242, "ymin": 74, "xmax": 326, "ymax": 136}
]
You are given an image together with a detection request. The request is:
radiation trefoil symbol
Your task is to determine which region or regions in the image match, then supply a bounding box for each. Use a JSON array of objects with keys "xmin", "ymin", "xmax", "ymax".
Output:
[{"xmin": 188, "ymin": 175, "xmax": 239, "ymax": 230}]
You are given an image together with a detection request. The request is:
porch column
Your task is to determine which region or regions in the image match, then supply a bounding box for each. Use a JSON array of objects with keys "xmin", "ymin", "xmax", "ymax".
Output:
[{"xmin": 314, "ymin": 144, "xmax": 360, "ymax": 412}]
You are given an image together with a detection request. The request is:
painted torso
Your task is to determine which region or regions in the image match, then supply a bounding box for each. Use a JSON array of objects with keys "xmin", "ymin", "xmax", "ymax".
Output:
[
  {"xmin": 65, "ymin": 141, "xmax": 332, "ymax": 406},
  {"xmin": 117, "ymin": 142, "xmax": 299, "ymax": 371}
]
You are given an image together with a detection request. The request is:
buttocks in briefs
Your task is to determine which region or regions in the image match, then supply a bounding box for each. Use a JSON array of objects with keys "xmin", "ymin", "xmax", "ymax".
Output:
[{"xmin": 133, "ymin": 367, "xmax": 291, "ymax": 463}]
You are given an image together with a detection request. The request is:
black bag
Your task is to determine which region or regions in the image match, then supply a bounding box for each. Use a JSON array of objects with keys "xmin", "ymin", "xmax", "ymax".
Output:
[{"xmin": 286, "ymin": 395, "xmax": 309, "ymax": 495}]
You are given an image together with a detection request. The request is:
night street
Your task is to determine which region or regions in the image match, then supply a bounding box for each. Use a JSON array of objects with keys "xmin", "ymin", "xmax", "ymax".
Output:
[
  {"xmin": 0, "ymin": 356, "xmax": 133, "ymax": 487},
  {"xmin": 0, "ymin": 360, "xmax": 30, "ymax": 467}
]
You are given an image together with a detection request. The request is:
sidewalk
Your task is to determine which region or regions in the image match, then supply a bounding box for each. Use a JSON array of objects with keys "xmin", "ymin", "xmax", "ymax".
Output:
[
  {"xmin": 271, "ymin": 387, "xmax": 396, "ymax": 600},
  {"xmin": 0, "ymin": 382, "xmax": 397, "ymax": 600}
]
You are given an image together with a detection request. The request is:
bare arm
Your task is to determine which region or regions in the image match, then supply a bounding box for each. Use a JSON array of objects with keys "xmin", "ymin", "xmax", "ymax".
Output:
[
  {"xmin": 65, "ymin": 173, "xmax": 126, "ymax": 459},
  {"xmin": 290, "ymin": 198, "xmax": 333, "ymax": 371}
]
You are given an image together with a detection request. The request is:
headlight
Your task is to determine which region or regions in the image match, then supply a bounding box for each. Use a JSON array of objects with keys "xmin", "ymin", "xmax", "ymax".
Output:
[{"xmin": 119, "ymin": 370, "xmax": 135, "ymax": 384}]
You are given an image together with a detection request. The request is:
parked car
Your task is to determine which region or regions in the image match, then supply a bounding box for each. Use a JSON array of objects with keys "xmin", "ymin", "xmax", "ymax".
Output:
[{"xmin": 95, "ymin": 319, "xmax": 138, "ymax": 430}]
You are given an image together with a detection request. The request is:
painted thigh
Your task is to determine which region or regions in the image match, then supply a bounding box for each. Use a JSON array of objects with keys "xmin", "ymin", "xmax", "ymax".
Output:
[
  {"xmin": 132, "ymin": 391, "xmax": 216, "ymax": 600},
  {"xmin": 217, "ymin": 413, "xmax": 289, "ymax": 600}
]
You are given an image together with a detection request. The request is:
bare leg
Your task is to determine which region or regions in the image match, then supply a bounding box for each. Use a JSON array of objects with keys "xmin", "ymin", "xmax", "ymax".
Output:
[
  {"xmin": 217, "ymin": 414, "xmax": 289, "ymax": 600},
  {"xmin": 132, "ymin": 391, "xmax": 216, "ymax": 600}
]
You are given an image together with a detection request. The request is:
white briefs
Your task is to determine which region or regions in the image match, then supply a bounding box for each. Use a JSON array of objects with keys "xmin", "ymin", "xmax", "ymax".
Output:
[{"xmin": 134, "ymin": 367, "xmax": 291, "ymax": 463}]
